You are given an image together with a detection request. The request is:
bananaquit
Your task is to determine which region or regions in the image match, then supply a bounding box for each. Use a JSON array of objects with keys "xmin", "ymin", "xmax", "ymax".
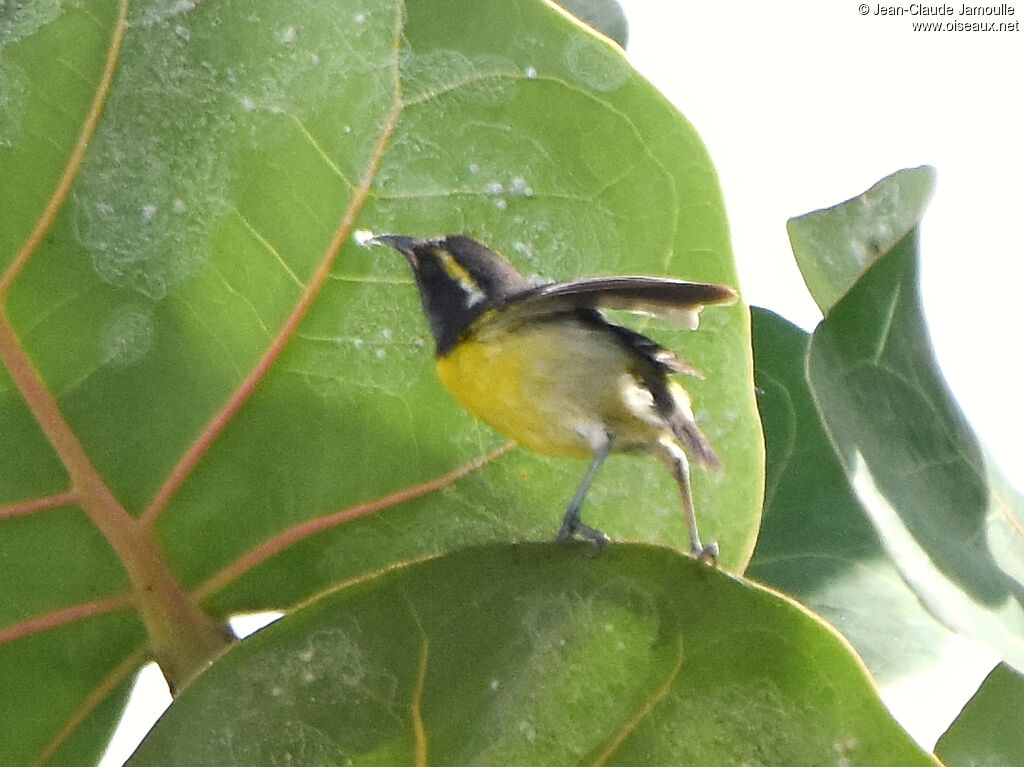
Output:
[{"xmin": 366, "ymin": 233, "xmax": 736, "ymax": 561}]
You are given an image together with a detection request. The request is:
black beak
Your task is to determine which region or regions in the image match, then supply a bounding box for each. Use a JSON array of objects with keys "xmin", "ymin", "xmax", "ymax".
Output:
[{"xmin": 365, "ymin": 234, "xmax": 420, "ymax": 255}]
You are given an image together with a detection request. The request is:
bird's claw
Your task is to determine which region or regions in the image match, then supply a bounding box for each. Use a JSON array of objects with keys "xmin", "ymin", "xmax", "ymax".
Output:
[
  {"xmin": 694, "ymin": 540, "xmax": 719, "ymax": 565},
  {"xmin": 556, "ymin": 520, "xmax": 611, "ymax": 549}
]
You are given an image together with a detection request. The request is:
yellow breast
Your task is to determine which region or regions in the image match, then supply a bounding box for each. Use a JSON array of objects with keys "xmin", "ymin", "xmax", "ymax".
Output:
[
  {"xmin": 435, "ymin": 319, "xmax": 662, "ymax": 458},
  {"xmin": 435, "ymin": 329, "xmax": 587, "ymax": 457}
]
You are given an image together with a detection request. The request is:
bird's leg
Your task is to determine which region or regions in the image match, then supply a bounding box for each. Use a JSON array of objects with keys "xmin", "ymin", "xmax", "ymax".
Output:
[
  {"xmin": 556, "ymin": 435, "xmax": 613, "ymax": 548},
  {"xmin": 663, "ymin": 440, "xmax": 718, "ymax": 563}
]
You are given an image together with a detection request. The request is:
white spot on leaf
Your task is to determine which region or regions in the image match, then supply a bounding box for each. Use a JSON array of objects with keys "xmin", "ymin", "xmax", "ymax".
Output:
[
  {"xmin": 100, "ymin": 305, "xmax": 156, "ymax": 367},
  {"xmin": 563, "ymin": 34, "xmax": 630, "ymax": 92}
]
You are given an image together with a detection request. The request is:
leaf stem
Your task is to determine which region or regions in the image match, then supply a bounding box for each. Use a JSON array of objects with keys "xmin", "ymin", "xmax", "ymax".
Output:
[
  {"xmin": 2, "ymin": 0, "xmax": 410, "ymax": 704},
  {"xmin": 0, "ymin": 0, "xmax": 233, "ymax": 691},
  {"xmin": 0, "ymin": 315, "xmax": 232, "ymax": 688}
]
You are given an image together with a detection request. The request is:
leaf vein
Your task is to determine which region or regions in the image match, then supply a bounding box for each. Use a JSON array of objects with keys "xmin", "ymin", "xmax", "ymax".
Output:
[
  {"xmin": 0, "ymin": 0, "xmax": 129, "ymax": 298},
  {"xmin": 0, "ymin": 594, "xmax": 132, "ymax": 647},
  {"xmin": 289, "ymin": 113, "xmax": 356, "ymax": 188},
  {"xmin": 192, "ymin": 442, "xmax": 515, "ymax": 601},
  {"xmin": 0, "ymin": 491, "xmax": 77, "ymax": 520},
  {"xmin": 589, "ymin": 635, "xmax": 685, "ymax": 765},
  {"xmin": 232, "ymin": 209, "xmax": 305, "ymax": 289},
  {"xmin": 142, "ymin": 57, "xmax": 406, "ymax": 525},
  {"xmin": 209, "ymin": 264, "xmax": 274, "ymax": 339},
  {"xmin": 33, "ymin": 646, "xmax": 148, "ymax": 766},
  {"xmin": 412, "ymin": 635, "xmax": 430, "ymax": 766}
]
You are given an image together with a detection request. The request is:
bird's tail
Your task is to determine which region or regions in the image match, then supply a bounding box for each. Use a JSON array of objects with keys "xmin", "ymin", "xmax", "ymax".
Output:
[{"xmin": 664, "ymin": 381, "xmax": 722, "ymax": 470}]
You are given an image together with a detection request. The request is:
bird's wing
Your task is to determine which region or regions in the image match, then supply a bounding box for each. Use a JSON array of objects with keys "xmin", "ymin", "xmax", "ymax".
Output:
[{"xmin": 496, "ymin": 277, "xmax": 737, "ymax": 330}]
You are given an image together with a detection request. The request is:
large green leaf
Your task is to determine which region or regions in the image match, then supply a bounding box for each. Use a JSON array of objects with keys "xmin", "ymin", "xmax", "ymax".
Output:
[
  {"xmin": 788, "ymin": 167, "xmax": 936, "ymax": 316},
  {"xmin": 129, "ymin": 544, "xmax": 934, "ymax": 765},
  {"xmin": 747, "ymin": 308, "xmax": 955, "ymax": 685},
  {"xmin": 935, "ymin": 663, "xmax": 1024, "ymax": 767},
  {"xmin": 0, "ymin": 0, "xmax": 762, "ymax": 761},
  {"xmin": 792, "ymin": 168, "xmax": 1024, "ymax": 673}
]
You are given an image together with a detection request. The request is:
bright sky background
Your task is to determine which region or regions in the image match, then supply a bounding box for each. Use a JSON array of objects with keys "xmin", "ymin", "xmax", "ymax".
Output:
[
  {"xmin": 615, "ymin": 0, "xmax": 1021, "ymax": 748},
  {"xmin": 100, "ymin": 3, "xmax": 1021, "ymax": 763},
  {"xmin": 616, "ymin": 0, "xmax": 1023, "ymax": 495}
]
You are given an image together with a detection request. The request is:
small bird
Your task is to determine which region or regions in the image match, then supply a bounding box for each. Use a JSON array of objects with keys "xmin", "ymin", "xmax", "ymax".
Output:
[{"xmin": 365, "ymin": 233, "xmax": 736, "ymax": 561}]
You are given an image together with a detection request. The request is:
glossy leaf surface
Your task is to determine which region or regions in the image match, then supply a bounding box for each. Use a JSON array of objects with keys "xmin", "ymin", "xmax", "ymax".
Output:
[
  {"xmin": 792, "ymin": 168, "xmax": 1024, "ymax": 672},
  {"xmin": 0, "ymin": 0, "xmax": 762, "ymax": 761},
  {"xmin": 129, "ymin": 544, "xmax": 935, "ymax": 766},
  {"xmin": 788, "ymin": 167, "xmax": 936, "ymax": 315},
  {"xmin": 747, "ymin": 308, "xmax": 956, "ymax": 684},
  {"xmin": 935, "ymin": 663, "xmax": 1024, "ymax": 767}
]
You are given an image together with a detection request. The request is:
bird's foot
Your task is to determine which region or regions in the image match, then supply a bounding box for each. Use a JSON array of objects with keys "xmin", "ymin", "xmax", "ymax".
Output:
[
  {"xmin": 556, "ymin": 520, "xmax": 611, "ymax": 549},
  {"xmin": 693, "ymin": 540, "xmax": 719, "ymax": 565}
]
